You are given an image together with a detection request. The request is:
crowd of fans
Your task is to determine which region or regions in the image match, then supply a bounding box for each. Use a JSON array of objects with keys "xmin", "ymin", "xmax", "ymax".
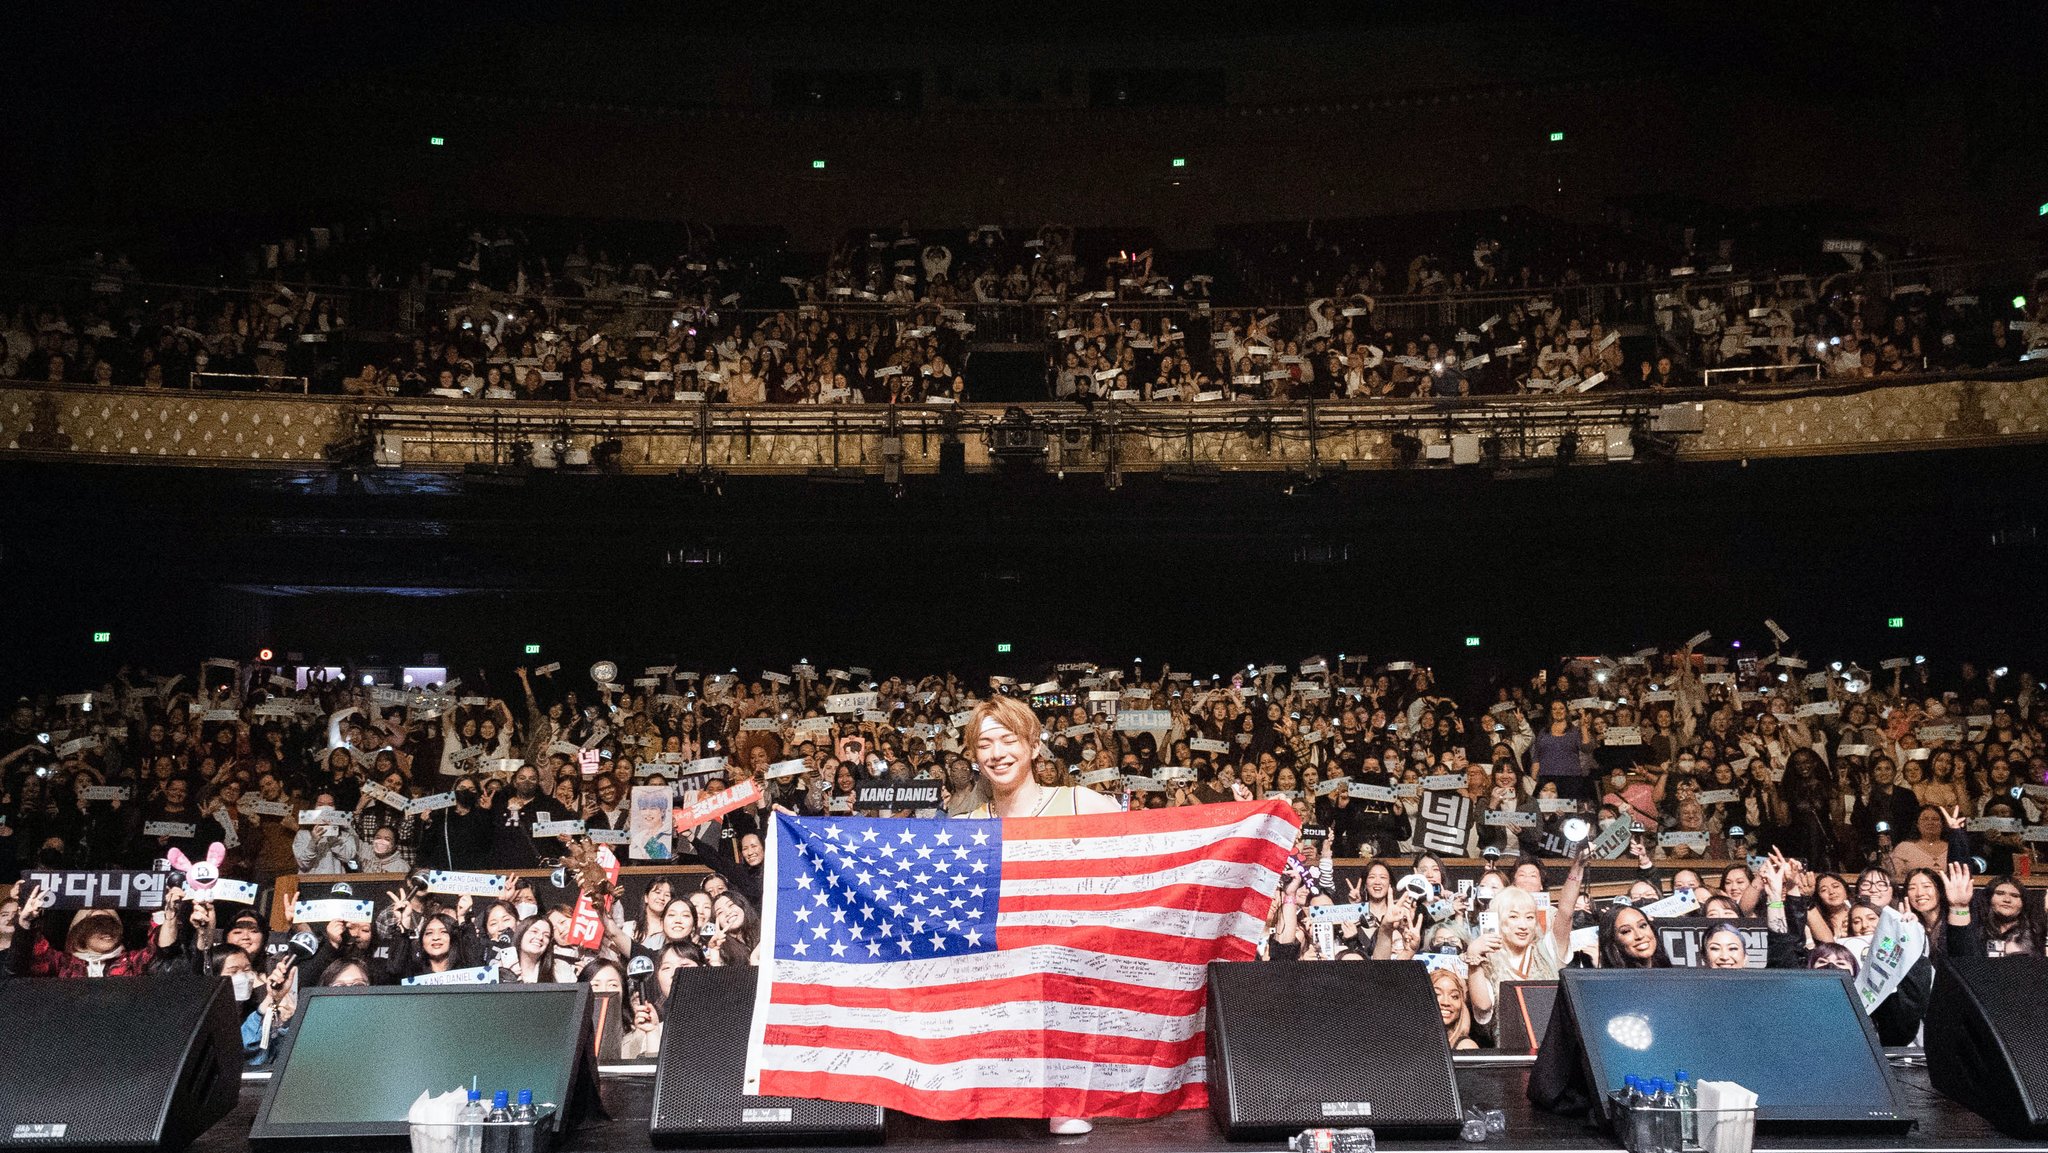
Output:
[
  {"xmin": 0, "ymin": 634, "xmax": 2042, "ymax": 1056},
  {"xmin": 7, "ymin": 213, "xmax": 2042, "ymax": 405}
]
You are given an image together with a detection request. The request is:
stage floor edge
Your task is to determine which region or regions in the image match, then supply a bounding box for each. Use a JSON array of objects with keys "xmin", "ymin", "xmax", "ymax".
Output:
[{"xmin": 206, "ymin": 1062, "xmax": 2016, "ymax": 1153}]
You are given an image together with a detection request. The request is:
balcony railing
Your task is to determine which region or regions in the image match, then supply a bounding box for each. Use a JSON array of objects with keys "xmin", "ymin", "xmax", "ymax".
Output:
[{"xmin": 4, "ymin": 370, "xmax": 2043, "ymax": 483}]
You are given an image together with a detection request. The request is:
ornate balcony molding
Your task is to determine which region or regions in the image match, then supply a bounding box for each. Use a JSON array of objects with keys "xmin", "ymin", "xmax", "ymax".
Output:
[{"xmin": 3, "ymin": 374, "xmax": 2043, "ymax": 478}]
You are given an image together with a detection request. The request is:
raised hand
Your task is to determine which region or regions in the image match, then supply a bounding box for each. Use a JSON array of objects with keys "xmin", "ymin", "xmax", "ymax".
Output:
[{"xmin": 1942, "ymin": 861, "xmax": 1975, "ymax": 908}]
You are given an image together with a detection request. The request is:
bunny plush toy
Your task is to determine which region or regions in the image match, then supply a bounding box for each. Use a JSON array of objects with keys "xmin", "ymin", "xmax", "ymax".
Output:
[{"xmin": 166, "ymin": 842, "xmax": 227, "ymax": 897}]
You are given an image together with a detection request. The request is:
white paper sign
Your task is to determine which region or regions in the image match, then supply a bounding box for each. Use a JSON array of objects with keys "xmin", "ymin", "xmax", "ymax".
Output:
[
  {"xmin": 404, "ymin": 965, "xmax": 499, "ymax": 986},
  {"xmin": 532, "ymin": 819, "xmax": 586, "ymax": 837},
  {"xmin": 1485, "ymin": 809, "xmax": 1538, "ymax": 828},
  {"xmin": 422, "ymin": 871, "xmax": 510, "ymax": 896},
  {"xmin": 209, "ymin": 879, "xmax": 260, "ymax": 904},
  {"xmin": 1421, "ymin": 774, "xmax": 1467, "ymax": 792},
  {"xmin": 1640, "ymin": 890, "xmax": 1701, "ymax": 918},
  {"xmin": 1966, "ymin": 817, "xmax": 2023, "ymax": 834},
  {"xmin": 1696, "ymin": 789, "xmax": 1740, "ymax": 805},
  {"xmin": 292, "ymin": 898, "xmax": 375, "ymax": 924},
  {"xmin": 765, "ymin": 759, "xmax": 810, "ymax": 780},
  {"xmin": 1114, "ymin": 710, "xmax": 1172, "ymax": 732},
  {"xmin": 1658, "ymin": 831, "xmax": 1711, "ymax": 851},
  {"xmin": 143, "ymin": 821, "xmax": 198, "ymax": 838}
]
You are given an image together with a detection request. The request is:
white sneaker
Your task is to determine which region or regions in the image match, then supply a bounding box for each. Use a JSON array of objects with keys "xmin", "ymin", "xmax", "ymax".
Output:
[{"xmin": 1049, "ymin": 1116, "xmax": 1094, "ymax": 1135}]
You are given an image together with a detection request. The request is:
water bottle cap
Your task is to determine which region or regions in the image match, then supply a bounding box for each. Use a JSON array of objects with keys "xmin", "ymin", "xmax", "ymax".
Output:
[
  {"xmin": 492, "ymin": 1091, "xmax": 509, "ymax": 1108},
  {"xmin": 467, "ymin": 1090, "xmax": 481, "ymax": 1102},
  {"xmin": 517, "ymin": 1089, "xmax": 533, "ymax": 1105},
  {"xmin": 1675, "ymin": 1069, "xmax": 1691, "ymax": 1081}
]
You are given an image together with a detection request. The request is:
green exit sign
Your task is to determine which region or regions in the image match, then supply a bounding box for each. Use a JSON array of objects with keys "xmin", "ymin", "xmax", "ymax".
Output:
[
  {"xmin": 92, "ymin": 631, "xmax": 112, "ymax": 644},
  {"xmin": 1887, "ymin": 617, "xmax": 1905, "ymax": 629},
  {"xmin": 428, "ymin": 136, "xmax": 445, "ymax": 147},
  {"xmin": 811, "ymin": 159, "xmax": 827, "ymax": 170},
  {"xmin": 996, "ymin": 643, "xmax": 1013, "ymax": 653},
  {"xmin": 524, "ymin": 643, "xmax": 542, "ymax": 654},
  {"xmin": 1465, "ymin": 636, "xmax": 1482, "ymax": 647},
  {"xmin": 1549, "ymin": 131, "xmax": 1566, "ymax": 142}
]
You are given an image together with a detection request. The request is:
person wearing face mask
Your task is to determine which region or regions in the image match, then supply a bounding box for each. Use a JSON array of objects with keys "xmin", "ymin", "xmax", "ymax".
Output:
[
  {"xmin": 207, "ymin": 943, "xmax": 261, "ymax": 1017},
  {"xmin": 417, "ymin": 776, "xmax": 492, "ymax": 870},
  {"xmin": 361, "ymin": 825, "xmax": 408, "ymax": 873},
  {"xmin": 482, "ymin": 766, "xmax": 547, "ymax": 869}
]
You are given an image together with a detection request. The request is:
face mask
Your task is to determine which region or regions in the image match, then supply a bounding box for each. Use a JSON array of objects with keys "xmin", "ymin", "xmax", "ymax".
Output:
[
  {"xmin": 514, "ymin": 901, "xmax": 538, "ymax": 919},
  {"xmin": 230, "ymin": 972, "xmax": 254, "ymax": 1001},
  {"xmin": 1476, "ymin": 885, "xmax": 1500, "ymax": 902}
]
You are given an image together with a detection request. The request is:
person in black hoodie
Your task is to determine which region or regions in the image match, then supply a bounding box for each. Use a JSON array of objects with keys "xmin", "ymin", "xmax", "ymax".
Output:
[
  {"xmin": 417, "ymin": 777, "xmax": 492, "ymax": 870},
  {"xmin": 482, "ymin": 766, "xmax": 547, "ymax": 869}
]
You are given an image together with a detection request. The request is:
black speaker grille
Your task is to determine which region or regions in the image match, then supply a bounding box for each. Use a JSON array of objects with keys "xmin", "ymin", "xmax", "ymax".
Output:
[
  {"xmin": 1928, "ymin": 955, "xmax": 2048, "ymax": 1138},
  {"xmin": 1206, "ymin": 961, "xmax": 1462, "ymax": 1136},
  {"xmin": 650, "ymin": 967, "xmax": 883, "ymax": 1145},
  {"xmin": 0, "ymin": 976, "xmax": 237, "ymax": 1149}
]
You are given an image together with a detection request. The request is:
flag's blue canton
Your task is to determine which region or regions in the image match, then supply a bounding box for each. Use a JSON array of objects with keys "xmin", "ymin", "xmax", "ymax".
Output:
[{"xmin": 772, "ymin": 814, "xmax": 1003, "ymax": 964}]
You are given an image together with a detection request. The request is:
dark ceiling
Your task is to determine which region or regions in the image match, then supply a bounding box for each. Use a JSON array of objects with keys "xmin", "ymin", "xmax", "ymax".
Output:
[{"xmin": 1, "ymin": 446, "xmax": 2041, "ymax": 695}]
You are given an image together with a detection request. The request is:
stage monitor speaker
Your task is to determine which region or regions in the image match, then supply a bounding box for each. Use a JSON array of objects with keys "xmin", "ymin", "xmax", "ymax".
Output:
[
  {"xmin": 1495, "ymin": 981, "xmax": 1559, "ymax": 1056},
  {"xmin": 1926, "ymin": 954, "xmax": 2048, "ymax": 1137},
  {"xmin": 649, "ymin": 967, "xmax": 884, "ymax": 1146},
  {"xmin": 0, "ymin": 974, "xmax": 241, "ymax": 1150},
  {"xmin": 1205, "ymin": 960, "xmax": 1462, "ymax": 1138},
  {"xmin": 250, "ymin": 985, "xmax": 595, "ymax": 1150},
  {"xmin": 1530, "ymin": 969, "xmax": 1908, "ymax": 1133}
]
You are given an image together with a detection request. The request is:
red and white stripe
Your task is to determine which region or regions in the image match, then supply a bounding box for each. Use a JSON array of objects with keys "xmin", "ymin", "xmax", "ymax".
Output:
[{"xmin": 744, "ymin": 799, "xmax": 1300, "ymax": 1121}]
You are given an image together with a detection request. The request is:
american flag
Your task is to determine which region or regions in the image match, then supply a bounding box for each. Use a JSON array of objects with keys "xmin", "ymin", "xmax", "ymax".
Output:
[{"xmin": 741, "ymin": 798, "xmax": 1302, "ymax": 1120}]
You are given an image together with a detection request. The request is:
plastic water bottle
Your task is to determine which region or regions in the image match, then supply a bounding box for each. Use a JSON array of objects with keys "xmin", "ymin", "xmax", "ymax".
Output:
[
  {"xmin": 458, "ymin": 1089, "xmax": 487, "ymax": 1153},
  {"xmin": 482, "ymin": 1091, "xmax": 511, "ymax": 1153},
  {"xmin": 1649, "ymin": 1080, "xmax": 1679, "ymax": 1153},
  {"xmin": 1674, "ymin": 1070, "xmax": 1698, "ymax": 1151},
  {"xmin": 1624, "ymin": 1077, "xmax": 1655, "ymax": 1153},
  {"xmin": 507, "ymin": 1089, "xmax": 537, "ymax": 1153},
  {"xmin": 1288, "ymin": 1128, "xmax": 1376, "ymax": 1153}
]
